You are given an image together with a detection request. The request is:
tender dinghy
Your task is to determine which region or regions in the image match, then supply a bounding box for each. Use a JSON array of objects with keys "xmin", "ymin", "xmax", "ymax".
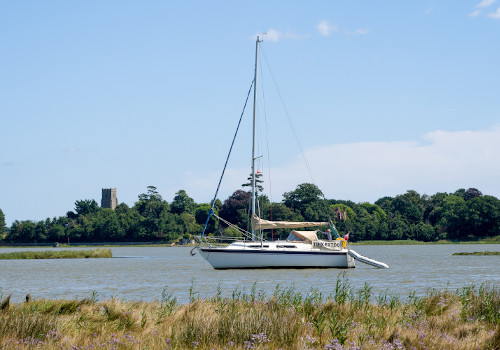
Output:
[{"xmin": 348, "ymin": 249, "xmax": 389, "ymax": 269}]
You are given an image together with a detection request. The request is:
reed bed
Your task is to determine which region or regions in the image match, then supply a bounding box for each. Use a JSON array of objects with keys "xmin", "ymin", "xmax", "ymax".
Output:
[
  {"xmin": 0, "ymin": 248, "xmax": 112, "ymax": 260},
  {"xmin": 453, "ymin": 251, "xmax": 500, "ymax": 256},
  {"xmin": 0, "ymin": 277, "xmax": 499, "ymax": 349}
]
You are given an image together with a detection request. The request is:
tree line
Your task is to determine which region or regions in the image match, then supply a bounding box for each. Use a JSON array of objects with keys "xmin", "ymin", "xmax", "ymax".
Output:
[{"xmin": 0, "ymin": 184, "xmax": 498, "ymax": 243}]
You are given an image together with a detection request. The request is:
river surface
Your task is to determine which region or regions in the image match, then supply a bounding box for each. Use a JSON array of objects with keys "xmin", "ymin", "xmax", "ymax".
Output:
[{"xmin": 1, "ymin": 245, "xmax": 499, "ymax": 303}]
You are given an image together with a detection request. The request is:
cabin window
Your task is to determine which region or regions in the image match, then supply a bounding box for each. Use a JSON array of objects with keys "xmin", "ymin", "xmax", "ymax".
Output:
[{"xmin": 277, "ymin": 245, "xmax": 297, "ymax": 248}]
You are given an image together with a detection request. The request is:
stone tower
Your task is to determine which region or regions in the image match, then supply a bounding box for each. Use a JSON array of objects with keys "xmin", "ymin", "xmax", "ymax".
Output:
[{"xmin": 101, "ymin": 188, "xmax": 118, "ymax": 210}]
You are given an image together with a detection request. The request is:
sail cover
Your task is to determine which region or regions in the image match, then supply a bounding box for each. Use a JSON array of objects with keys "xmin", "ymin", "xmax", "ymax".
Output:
[{"xmin": 252, "ymin": 214, "xmax": 328, "ymax": 230}]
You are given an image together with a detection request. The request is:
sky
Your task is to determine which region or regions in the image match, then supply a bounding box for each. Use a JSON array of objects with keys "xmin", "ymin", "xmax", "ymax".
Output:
[{"xmin": 1, "ymin": 1, "xmax": 499, "ymax": 226}]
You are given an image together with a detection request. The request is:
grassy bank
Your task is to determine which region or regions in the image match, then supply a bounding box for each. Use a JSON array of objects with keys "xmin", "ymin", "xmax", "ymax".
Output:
[
  {"xmin": 351, "ymin": 239, "xmax": 430, "ymax": 245},
  {"xmin": 0, "ymin": 248, "xmax": 112, "ymax": 260},
  {"xmin": 453, "ymin": 251, "xmax": 500, "ymax": 256},
  {"xmin": 352, "ymin": 236, "xmax": 500, "ymax": 245},
  {"xmin": 0, "ymin": 279, "xmax": 498, "ymax": 349}
]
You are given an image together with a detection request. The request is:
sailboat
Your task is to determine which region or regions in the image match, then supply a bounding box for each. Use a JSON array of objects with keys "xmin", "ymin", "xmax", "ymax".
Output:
[{"xmin": 194, "ymin": 37, "xmax": 388, "ymax": 269}]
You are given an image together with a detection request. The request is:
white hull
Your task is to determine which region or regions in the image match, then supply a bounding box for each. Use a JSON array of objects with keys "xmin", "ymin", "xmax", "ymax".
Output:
[{"xmin": 198, "ymin": 246, "xmax": 355, "ymax": 269}]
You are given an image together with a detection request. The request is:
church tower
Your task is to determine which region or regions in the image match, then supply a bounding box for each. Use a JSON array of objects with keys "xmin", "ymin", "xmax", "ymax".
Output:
[{"xmin": 101, "ymin": 188, "xmax": 118, "ymax": 209}]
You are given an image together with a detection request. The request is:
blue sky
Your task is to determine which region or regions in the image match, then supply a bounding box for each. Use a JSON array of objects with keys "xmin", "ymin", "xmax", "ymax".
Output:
[{"xmin": 1, "ymin": 1, "xmax": 499, "ymax": 225}]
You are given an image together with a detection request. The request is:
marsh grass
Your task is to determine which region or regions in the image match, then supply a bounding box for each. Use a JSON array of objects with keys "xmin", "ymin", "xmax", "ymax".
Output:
[
  {"xmin": 453, "ymin": 251, "xmax": 500, "ymax": 256},
  {"xmin": 0, "ymin": 248, "xmax": 112, "ymax": 259},
  {"xmin": 0, "ymin": 277, "xmax": 499, "ymax": 349}
]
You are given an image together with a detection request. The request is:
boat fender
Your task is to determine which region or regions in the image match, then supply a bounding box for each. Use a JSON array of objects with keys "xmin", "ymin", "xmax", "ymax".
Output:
[
  {"xmin": 336, "ymin": 237, "xmax": 347, "ymax": 248},
  {"xmin": 190, "ymin": 247, "xmax": 198, "ymax": 256}
]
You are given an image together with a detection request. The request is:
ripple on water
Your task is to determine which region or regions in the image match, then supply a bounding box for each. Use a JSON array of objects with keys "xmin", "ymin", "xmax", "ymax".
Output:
[{"xmin": 0, "ymin": 245, "xmax": 499, "ymax": 303}]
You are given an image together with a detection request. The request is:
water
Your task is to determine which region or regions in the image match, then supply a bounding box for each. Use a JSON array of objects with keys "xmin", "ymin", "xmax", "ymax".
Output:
[{"xmin": 1, "ymin": 245, "xmax": 499, "ymax": 303}]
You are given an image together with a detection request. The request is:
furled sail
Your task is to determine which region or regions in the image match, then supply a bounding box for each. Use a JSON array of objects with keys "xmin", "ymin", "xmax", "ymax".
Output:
[{"xmin": 252, "ymin": 214, "xmax": 328, "ymax": 230}]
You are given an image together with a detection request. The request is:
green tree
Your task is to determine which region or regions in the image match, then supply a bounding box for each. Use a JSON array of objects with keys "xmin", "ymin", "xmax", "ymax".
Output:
[
  {"xmin": 6, "ymin": 220, "xmax": 22, "ymax": 241},
  {"xmin": 135, "ymin": 186, "xmax": 170, "ymax": 216},
  {"xmin": 163, "ymin": 212, "xmax": 186, "ymax": 241},
  {"xmin": 424, "ymin": 192, "xmax": 448, "ymax": 227},
  {"xmin": 134, "ymin": 186, "xmax": 170, "ymax": 238},
  {"xmin": 195, "ymin": 204, "xmax": 218, "ymax": 235},
  {"xmin": 242, "ymin": 172, "xmax": 264, "ymax": 195},
  {"xmin": 114, "ymin": 203, "xmax": 144, "ymax": 240},
  {"xmin": 387, "ymin": 214, "xmax": 406, "ymax": 240},
  {"xmin": 466, "ymin": 195, "xmax": 500, "ymax": 237},
  {"xmin": 222, "ymin": 226, "xmax": 243, "ymax": 239},
  {"xmin": 453, "ymin": 188, "xmax": 466, "ymax": 199},
  {"xmin": 138, "ymin": 185, "xmax": 163, "ymax": 202},
  {"xmin": 67, "ymin": 214, "xmax": 97, "ymax": 242},
  {"xmin": 35, "ymin": 221, "xmax": 48, "ymax": 241},
  {"xmin": 219, "ymin": 190, "xmax": 251, "ymax": 229},
  {"xmin": 391, "ymin": 191, "xmax": 424, "ymax": 225},
  {"xmin": 0, "ymin": 208, "xmax": 6, "ymax": 239},
  {"xmin": 374, "ymin": 196, "xmax": 393, "ymax": 213},
  {"xmin": 412, "ymin": 222, "xmax": 436, "ymax": 242},
  {"xmin": 283, "ymin": 183, "xmax": 325, "ymax": 218},
  {"xmin": 74, "ymin": 199, "xmax": 100, "ymax": 216},
  {"xmin": 436, "ymin": 195, "xmax": 468, "ymax": 239},
  {"xmin": 48, "ymin": 223, "xmax": 65, "ymax": 242},
  {"xmin": 94, "ymin": 210, "xmax": 125, "ymax": 241},
  {"xmin": 123, "ymin": 210, "xmax": 147, "ymax": 240},
  {"xmin": 7, "ymin": 220, "xmax": 36, "ymax": 242},
  {"xmin": 170, "ymin": 190, "xmax": 196, "ymax": 215},
  {"xmin": 115, "ymin": 202, "xmax": 131, "ymax": 214},
  {"xmin": 179, "ymin": 212, "xmax": 201, "ymax": 236}
]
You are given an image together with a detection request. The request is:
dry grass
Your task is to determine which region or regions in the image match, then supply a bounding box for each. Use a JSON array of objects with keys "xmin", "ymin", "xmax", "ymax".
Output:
[{"xmin": 0, "ymin": 279, "xmax": 498, "ymax": 349}]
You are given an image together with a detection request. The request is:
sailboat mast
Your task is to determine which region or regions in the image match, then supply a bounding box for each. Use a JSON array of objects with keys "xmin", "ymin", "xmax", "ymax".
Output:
[{"xmin": 251, "ymin": 36, "xmax": 260, "ymax": 241}]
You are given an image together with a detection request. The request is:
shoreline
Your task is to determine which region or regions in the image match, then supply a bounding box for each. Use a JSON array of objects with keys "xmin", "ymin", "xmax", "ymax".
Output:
[{"xmin": 1, "ymin": 236, "xmax": 499, "ymax": 248}]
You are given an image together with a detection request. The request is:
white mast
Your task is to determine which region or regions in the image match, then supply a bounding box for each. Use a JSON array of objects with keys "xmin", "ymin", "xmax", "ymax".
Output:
[{"xmin": 251, "ymin": 36, "xmax": 260, "ymax": 241}]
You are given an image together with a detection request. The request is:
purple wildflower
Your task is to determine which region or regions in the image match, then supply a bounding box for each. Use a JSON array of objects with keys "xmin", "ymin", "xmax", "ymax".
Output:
[
  {"xmin": 325, "ymin": 338, "xmax": 344, "ymax": 350},
  {"xmin": 393, "ymin": 338, "xmax": 404, "ymax": 350},
  {"xmin": 123, "ymin": 332, "xmax": 138, "ymax": 344},
  {"xmin": 301, "ymin": 334, "xmax": 316, "ymax": 344},
  {"xmin": 251, "ymin": 332, "xmax": 270, "ymax": 343},
  {"xmin": 436, "ymin": 296, "xmax": 447, "ymax": 307},
  {"xmin": 349, "ymin": 341, "xmax": 361, "ymax": 350}
]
